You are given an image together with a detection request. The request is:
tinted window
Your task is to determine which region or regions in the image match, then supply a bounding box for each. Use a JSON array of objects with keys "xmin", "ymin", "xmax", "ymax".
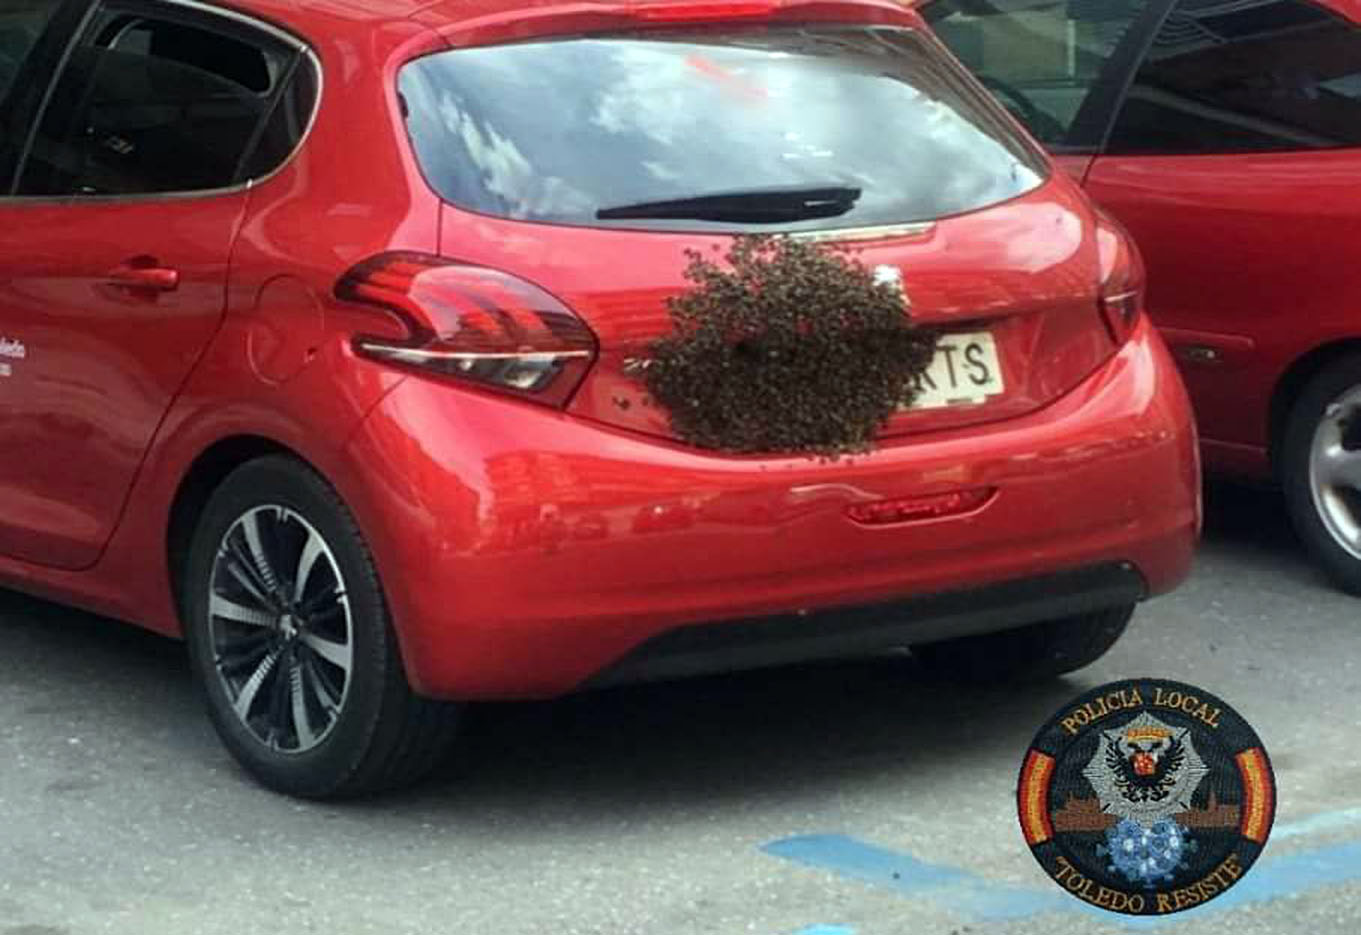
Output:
[
  {"xmin": 1108, "ymin": 0, "xmax": 1361, "ymax": 154},
  {"xmin": 238, "ymin": 55, "xmax": 319, "ymax": 182},
  {"xmin": 0, "ymin": 0, "xmax": 55, "ymax": 104},
  {"xmin": 398, "ymin": 26, "xmax": 1048, "ymax": 233},
  {"xmin": 926, "ymin": 0, "xmax": 1149, "ymax": 147},
  {"xmin": 19, "ymin": 7, "xmax": 295, "ymax": 195}
]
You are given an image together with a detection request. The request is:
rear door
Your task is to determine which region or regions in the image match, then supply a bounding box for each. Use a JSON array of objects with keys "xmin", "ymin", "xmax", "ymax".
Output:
[
  {"xmin": 0, "ymin": 0, "xmax": 304, "ymax": 568},
  {"xmin": 1084, "ymin": 0, "xmax": 1361, "ymax": 452}
]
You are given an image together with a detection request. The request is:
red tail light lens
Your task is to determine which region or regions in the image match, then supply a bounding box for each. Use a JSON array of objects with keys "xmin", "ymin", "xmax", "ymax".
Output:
[
  {"xmin": 1095, "ymin": 213, "xmax": 1146, "ymax": 345},
  {"xmin": 335, "ymin": 253, "xmax": 597, "ymax": 408}
]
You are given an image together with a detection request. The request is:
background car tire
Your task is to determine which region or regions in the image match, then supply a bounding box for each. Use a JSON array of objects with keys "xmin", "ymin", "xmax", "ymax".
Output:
[
  {"xmin": 184, "ymin": 455, "xmax": 460, "ymax": 798},
  {"xmin": 1280, "ymin": 354, "xmax": 1361, "ymax": 595},
  {"xmin": 910, "ymin": 605, "xmax": 1133, "ymax": 682}
]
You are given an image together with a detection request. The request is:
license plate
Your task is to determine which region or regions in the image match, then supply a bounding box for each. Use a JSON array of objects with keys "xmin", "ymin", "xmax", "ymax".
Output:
[{"xmin": 908, "ymin": 331, "xmax": 1005, "ymax": 410}]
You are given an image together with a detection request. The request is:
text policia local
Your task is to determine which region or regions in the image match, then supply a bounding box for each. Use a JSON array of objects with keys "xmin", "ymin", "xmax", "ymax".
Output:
[{"xmin": 1060, "ymin": 686, "xmax": 1223, "ymax": 736}]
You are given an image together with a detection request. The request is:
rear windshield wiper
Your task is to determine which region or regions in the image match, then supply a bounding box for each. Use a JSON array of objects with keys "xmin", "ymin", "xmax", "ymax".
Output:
[{"xmin": 595, "ymin": 184, "xmax": 862, "ymax": 224}]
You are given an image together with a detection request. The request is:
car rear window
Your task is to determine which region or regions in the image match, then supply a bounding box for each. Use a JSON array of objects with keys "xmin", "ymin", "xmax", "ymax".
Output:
[{"xmin": 397, "ymin": 25, "xmax": 1049, "ymax": 233}]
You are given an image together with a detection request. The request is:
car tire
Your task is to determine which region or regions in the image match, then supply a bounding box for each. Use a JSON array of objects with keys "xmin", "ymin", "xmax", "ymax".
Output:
[
  {"xmin": 910, "ymin": 605, "xmax": 1133, "ymax": 682},
  {"xmin": 183, "ymin": 455, "xmax": 460, "ymax": 798},
  {"xmin": 1280, "ymin": 354, "xmax": 1361, "ymax": 595}
]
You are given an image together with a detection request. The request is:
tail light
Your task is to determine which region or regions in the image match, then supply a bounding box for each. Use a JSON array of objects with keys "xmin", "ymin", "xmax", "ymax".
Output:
[
  {"xmin": 335, "ymin": 253, "xmax": 597, "ymax": 408},
  {"xmin": 1095, "ymin": 213, "xmax": 1146, "ymax": 345}
]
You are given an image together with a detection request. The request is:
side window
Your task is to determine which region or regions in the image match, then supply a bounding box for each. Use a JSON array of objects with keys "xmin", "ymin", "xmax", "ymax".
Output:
[
  {"xmin": 1108, "ymin": 0, "xmax": 1361, "ymax": 154},
  {"xmin": 925, "ymin": 0, "xmax": 1150, "ymax": 148},
  {"xmin": 0, "ymin": 0, "xmax": 56, "ymax": 104},
  {"xmin": 18, "ymin": 4, "xmax": 305, "ymax": 196},
  {"xmin": 238, "ymin": 54, "xmax": 317, "ymax": 182}
]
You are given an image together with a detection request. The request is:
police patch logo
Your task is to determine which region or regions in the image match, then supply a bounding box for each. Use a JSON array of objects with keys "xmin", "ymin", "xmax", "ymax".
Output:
[{"xmin": 1018, "ymin": 678, "xmax": 1275, "ymax": 915}]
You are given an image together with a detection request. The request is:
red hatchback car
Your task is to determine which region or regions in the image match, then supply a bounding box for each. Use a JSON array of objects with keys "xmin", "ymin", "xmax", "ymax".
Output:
[
  {"xmin": 0, "ymin": 0, "xmax": 1197, "ymax": 797},
  {"xmin": 924, "ymin": 0, "xmax": 1361, "ymax": 592}
]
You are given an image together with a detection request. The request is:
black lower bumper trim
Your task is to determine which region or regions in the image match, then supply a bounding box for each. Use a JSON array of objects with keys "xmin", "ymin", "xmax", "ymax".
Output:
[{"xmin": 586, "ymin": 562, "xmax": 1148, "ymax": 688}]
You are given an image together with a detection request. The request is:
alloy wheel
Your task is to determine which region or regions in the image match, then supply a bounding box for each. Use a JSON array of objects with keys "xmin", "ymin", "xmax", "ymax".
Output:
[
  {"xmin": 207, "ymin": 505, "xmax": 353, "ymax": 754},
  {"xmin": 1307, "ymin": 386, "xmax": 1361, "ymax": 561}
]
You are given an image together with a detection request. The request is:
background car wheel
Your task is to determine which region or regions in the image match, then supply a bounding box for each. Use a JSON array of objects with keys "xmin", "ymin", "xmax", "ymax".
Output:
[
  {"xmin": 910, "ymin": 605, "xmax": 1134, "ymax": 682},
  {"xmin": 184, "ymin": 455, "xmax": 460, "ymax": 798},
  {"xmin": 1281, "ymin": 354, "xmax": 1361, "ymax": 594}
]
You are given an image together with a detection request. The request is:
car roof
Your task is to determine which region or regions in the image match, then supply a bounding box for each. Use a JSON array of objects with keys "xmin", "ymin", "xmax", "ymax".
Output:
[
  {"xmin": 209, "ymin": 0, "xmax": 431, "ymax": 31},
  {"xmin": 214, "ymin": 0, "xmax": 918, "ymax": 43}
]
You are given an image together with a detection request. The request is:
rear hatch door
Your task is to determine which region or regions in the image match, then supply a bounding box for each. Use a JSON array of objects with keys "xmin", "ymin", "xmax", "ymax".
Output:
[{"xmin": 400, "ymin": 12, "xmax": 1114, "ymax": 442}]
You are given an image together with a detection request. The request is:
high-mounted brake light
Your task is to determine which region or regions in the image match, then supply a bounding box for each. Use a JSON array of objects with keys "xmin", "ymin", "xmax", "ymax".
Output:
[
  {"xmin": 335, "ymin": 253, "xmax": 597, "ymax": 408},
  {"xmin": 1095, "ymin": 213, "xmax": 1146, "ymax": 345},
  {"xmin": 632, "ymin": 0, "xmax": 781, "ymax": 21}
]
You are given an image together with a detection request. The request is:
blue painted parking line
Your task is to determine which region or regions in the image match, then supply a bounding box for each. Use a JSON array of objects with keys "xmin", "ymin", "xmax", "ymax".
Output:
[
  {"xmin": 1272, "ymin": 806, "xmax": 1361, "ymax": 840},
  {"xmin": 763, "ymin": 834, "xmax": 1070, "ymax": 921},
  {"xmin": 764, "ymin": 810, "xmax": 1361, "ymax": 928}
]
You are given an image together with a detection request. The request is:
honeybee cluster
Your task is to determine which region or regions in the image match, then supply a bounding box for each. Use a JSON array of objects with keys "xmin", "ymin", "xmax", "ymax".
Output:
[{"xmin": 643, "ymin": 235, "xmax": 938, "ymax": 457}]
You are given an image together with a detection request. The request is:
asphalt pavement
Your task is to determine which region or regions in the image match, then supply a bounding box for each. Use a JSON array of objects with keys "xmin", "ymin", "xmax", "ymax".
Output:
[{"xmin": 1, "ymin": 481, "xmax": 1358, "ymax": 935}]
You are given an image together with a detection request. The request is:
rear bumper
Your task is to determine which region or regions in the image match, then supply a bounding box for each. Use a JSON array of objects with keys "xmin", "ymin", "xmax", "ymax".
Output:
[
  {"xmin": 587, "ymin": 562, "xmax": 1146, "ymax": 687},
  {"xmin": 340, "ymin": 317, "xmax": 1198, "ymax": 699}
]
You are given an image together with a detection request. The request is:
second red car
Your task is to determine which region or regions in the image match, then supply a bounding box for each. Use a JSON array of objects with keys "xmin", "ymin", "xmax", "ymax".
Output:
[{"xmin": 926, "ymin": 0, "xmax": 1361, "ymax": 591}]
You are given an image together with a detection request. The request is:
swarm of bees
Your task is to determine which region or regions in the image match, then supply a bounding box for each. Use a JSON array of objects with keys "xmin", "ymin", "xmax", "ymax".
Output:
[{"xmin": 642, "ymin": 235, "xmax": 938, "ymax": 457}]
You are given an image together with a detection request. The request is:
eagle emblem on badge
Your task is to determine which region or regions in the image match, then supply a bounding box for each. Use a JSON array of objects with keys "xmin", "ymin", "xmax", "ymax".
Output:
[{"xmin": 1084, "ymin": 712, "xmax": 1209, "ymax": 823}]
